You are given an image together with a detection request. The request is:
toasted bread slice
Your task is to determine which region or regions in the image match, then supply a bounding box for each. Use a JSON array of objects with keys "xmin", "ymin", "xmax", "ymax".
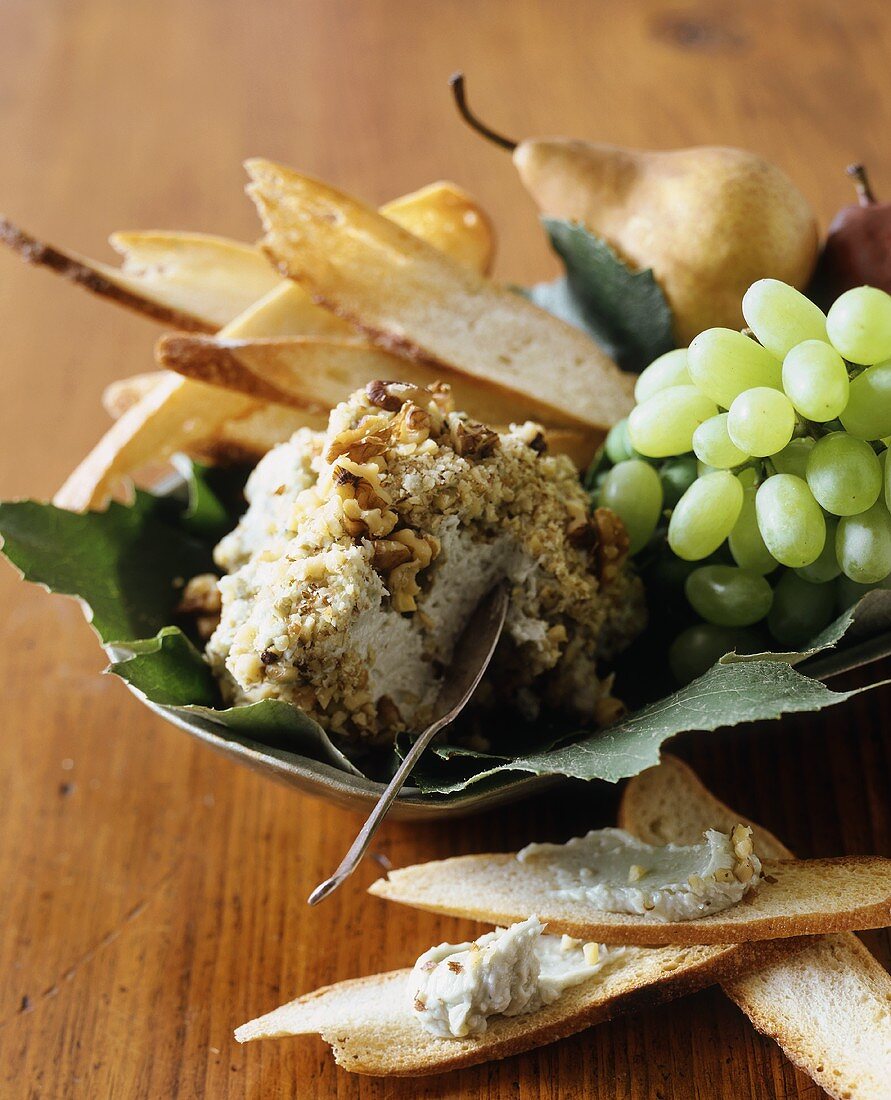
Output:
[
  {"xmin": 1, "ymin": 182, "xmax": 494, "ymax": 334},
  {"xmin": 620, "ymin": 757, "xmax": 891, "ymax": 1100},
  {"xmin": 50, "ymin": 181, "xmax": 496, "ymax": 511},
  {"xmin": 234, "ymin": 936, "xmax": 802, "ymax": 1076},
  {"xmin": 156, "ymin": 332, "xmax": 605, "ymax": 435},
  {"xmin": 369, "ymin": 848, "xmax": 891, "ymax": 945},
  {"xmin": 102, "ymin": 372, "xmax": 164, "ymax": 420},
  {"xmin": 246, "ymin": 159, "xmax": 635, "ymax": 434},
  {"xmin": 53, "ymin": 286, "xmax": 327, "ymax": 512},
  {"xmin": 0, "ymin": 222, "xmax": 273, "ymax": 331}
]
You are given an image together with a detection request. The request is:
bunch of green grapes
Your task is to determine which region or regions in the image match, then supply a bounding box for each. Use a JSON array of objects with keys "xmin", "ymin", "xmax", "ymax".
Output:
[{"xmin": 592, "ymin": 281, "xmax": 891, "ymax": 683}]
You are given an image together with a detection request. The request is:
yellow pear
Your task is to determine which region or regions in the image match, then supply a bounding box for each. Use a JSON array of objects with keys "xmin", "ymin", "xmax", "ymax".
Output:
[{"xmin": 451, "ymin": 75, "xmax": 819, "ymax": 345}]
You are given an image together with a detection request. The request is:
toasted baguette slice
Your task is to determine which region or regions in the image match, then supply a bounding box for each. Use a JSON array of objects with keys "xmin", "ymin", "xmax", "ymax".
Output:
[
  {"xmin": 0, "ymin": 222, "xmax": 274, "ymax": 331},
  {"xmin": 102, "ymin": 372, "xmax": 164, "ymax": 420},
  {"xmin": 620, "ymin": 756, "xmax": 891, "ymax": 1100},
  {"xmin": 157, "ymin": 332, "xmax": 604, "ymax": 435},
  {"xmin": 1, "ymin": 182, "xmax": 494, "ymax": 334},
  {"xmin": 51, "ymin": 181, "xmax": 495, "ymax": 511},
  {"xmin": 235, "ymin": 936, "xmax": 802, "ymax": 1076},
  {"xmin": 246, "ymin": 159, "xmax": 635, "ymax": 434},
  {"xmin": 53, "ymin": 286, "xmax": 327, "ymax": 511},
  {"xmin": 369, "ymin": 848, "xmax": 891, "ymax": 945}
]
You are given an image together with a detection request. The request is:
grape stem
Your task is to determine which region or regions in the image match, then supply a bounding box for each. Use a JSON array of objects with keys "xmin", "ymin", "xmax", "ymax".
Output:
[
  {"xmin": 846, "ymin": 163, "xmax": 877, "ymax": 207},
  {"xmin": 448, "ymin": 73, "xmax": 518, "ymax": 152}
]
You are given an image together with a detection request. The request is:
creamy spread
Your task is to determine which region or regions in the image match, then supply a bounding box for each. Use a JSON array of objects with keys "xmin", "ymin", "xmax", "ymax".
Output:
[
  {"xmin": 409, "ymin": 917, "xmax": 616, "ymax": 1038},
  {"xmin": 517, "ymin": 826, "xmax": 762, "ymax": 922}
]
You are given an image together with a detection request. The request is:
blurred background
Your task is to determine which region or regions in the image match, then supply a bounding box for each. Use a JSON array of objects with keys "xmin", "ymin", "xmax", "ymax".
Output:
[
  {"xmin": 1, "ymin": 4, "xmax": 890, "ymax": 1097},
  {"xmin": 2, "ymin": 0, "xmax": 890, "ymax": 501}
]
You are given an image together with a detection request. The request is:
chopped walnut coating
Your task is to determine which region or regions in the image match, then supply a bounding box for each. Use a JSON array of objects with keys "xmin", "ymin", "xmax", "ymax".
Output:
[
  {"xmin": 177, "ymin": 573, "xmax": 222, "ymax": 640},
  {"xmin": 387, "ymin": 529, "xmax": 440, "ymax": 612},
  {"xmin": 590, "ymin": 507, "xmax": 630, "ymax": 586},
  {"xmin": 446, "ymin": 414, "xmax": 499, "ymax": 458},
  {"xmin": 204, "ymin": 381, "xmax": 645, "ymax": 743}
]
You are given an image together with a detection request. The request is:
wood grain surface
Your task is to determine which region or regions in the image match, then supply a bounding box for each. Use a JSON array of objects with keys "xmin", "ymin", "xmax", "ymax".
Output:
[{"xmin": 1, "ymin": 1, "xmax": 889, "ymax": 1097}]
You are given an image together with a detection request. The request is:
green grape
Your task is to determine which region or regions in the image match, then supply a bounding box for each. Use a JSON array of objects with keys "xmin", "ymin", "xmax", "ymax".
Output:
[
  {"xmin": 668, "ymin": 623, "xmax": 764, "ymax": 685},
  {"xmin": 604, "ymin": 418, "xmax": 640, "ymax": 464},
  {"xmin": 835, "ymin": 572, "xmax": 891, "ymax": 613},
  {"xmin": 826, "ymin": 286, "xmax": 891, "ymax": 365},
  {"xmin": 735, "ymin": 465, "xmax": 761, "ymax": 489},
  {"xmin": 767, "ymin": 571, "xmax": 836, "ymax": 649},
  {"xmin": 805, "ymin": 433, "xmax": 882, "ymax": 516},
  {"xmin": 668, "ymin": 471, "xmax": 744, "ymax": 561},
  {"xmin": 598, "ymin": 460, "xmax": 664, "ymax": 554},
  {"xmin": 727, "ymin": 387, "xmax": 796, "ymax": 457},
  {"xmin": 634, "ymin": 349, "xmax": 691, "ymax": 403},
  {"xmin": 742, "ymin": 279, "xmax": 828, "ymax": 358},
  {"xmin": 660, "ymin": 456, "xmax": 699, "ymax": 509},
  {"xmin": 781, "ymin": 340, "xmax": 850, "ymax": 422},
  {"xmin": 880, "ymin": 448, "xmax": 888, "ymax": 512},
  {"xmin": 729, "ymin": 487, "xmax": 776, "ymax": 574},
  {"xmin": 836, "ymin": 502, "xmax": 891, "ymax": 583},
  {"xmin": 685, "ymin": 565, "xmax": 773, "ymax": 626},
  {"xmin": 795, "ymin": 515, "xmax": 840, "ymax": 582},
  {"xmin": 692, "ymin": 413, "xmax": 749, "ymax": 469},
  {"xmin": 771, "ymin": 437, "xmax": 815, "ymax": 478},
  {"xmin": 755, "ymin": 474, "xmax": 826, "ymax": 567},
  {"xmin": 627, "ymin": 386, "xmax": 717, "ymax": 458},
  {"xmin": 839, "ymin": 360, "xmax": 891, "ymax": 440},
  {"xmin": 687, "ymin": 328, "xmax": 782, "ymax": 408}
]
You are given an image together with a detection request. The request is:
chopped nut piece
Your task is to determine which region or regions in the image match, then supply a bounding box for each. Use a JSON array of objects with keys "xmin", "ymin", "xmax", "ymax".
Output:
[
  {"xmin": 628, "ymin": 864, "xmax": 647, "ymax": 883},
  {"xmin": 413, "ymin": 996, "xmax": 427, "ymax": 1012},
  {"xmin": 714, "ymin": 867, "xmax": 736, "ymax": 885},
  {"xmin": 390, "ymin": 401, "xmax": 432, "ymax": 447},
  {"xmin": 376, "ymin": 695, "xmax": 402, "ymax": 730},
  {"xmin": 590, "ymin": 507, "xmax": 631, "ymax": 586},
  {"xmin": 325, "ymin": 418, "xmax": 392, "ymax": 464},
  {"xmin": 371, "ymin": 539, "xmax": 414, "ymax": 573},
  {"xmin": 582, "ymin": 942, "xmax": 600, "ymax": 966},
  {"xmin": 387, "ymin": 529, "xmax": 440, "ymax": 612},
  {"xmin": 177, "ymin": 573, "xmax": 221, "ymax": 615},
  {"xmin": 447, "ymin": 415, "xmax": 499, "ymax": 458},
  {"xmin": 365, "ymin": 379, "xmax": 405, "ymax": 412},
  {"xmin": 446, "ymin": 960, "xmax": 463, "ymax": 974}
]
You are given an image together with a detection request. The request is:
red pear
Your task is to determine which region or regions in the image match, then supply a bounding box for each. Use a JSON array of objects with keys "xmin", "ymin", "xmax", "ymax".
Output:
[{"xmin": 811, "ymin": 165, "xmax": 891, "ymax": 307}]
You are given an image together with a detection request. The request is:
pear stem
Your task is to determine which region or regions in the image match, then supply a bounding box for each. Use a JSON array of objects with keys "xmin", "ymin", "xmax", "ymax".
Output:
[
  {"xmin": 448, "ymin": 73, "xmax": 518, "ymax": 152},
  {"xmin": 846, "ymin": 163, "xmax": 877, "ymax": 207}
]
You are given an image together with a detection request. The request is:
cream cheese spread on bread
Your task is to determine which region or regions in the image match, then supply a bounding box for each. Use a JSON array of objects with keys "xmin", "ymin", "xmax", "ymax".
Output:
[
  {"xmin": 517, "ymin": 826, "xmax": 762, "ymax": 922},
  {"xmin": 409, "ymin": 917, "xmax": 615, "ymax": 1038}
]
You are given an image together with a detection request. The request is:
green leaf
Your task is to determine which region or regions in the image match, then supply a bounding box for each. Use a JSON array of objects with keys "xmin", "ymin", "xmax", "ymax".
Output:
[
  {"xmin": 525, "ymin": 219, "xmax": 675, "ymax": 372},
  {"xmin": 173, "ymin": 456, "xmax": 232, "ymax": 541},
  {"xmin": 109, "ymin": 627, "xmax": 365, "ymax": 775},
  {"xmin": 2, "ymin": 482, "xmax": 890, "ymax": 802},
  {"xmin": 109, "ymin": 626, "xmax": 218, "ymax": 706},
  {"xmin": 0, "ymin": 496, "xmax": 213, "ymax": 643},
  {"xmin": 411, "ymin": 661, "xmax": 888, "ymax": 794}
]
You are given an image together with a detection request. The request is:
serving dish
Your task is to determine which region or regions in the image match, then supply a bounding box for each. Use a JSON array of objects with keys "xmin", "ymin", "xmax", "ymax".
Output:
[{"xmin": 111, "ymin": 556, "xmax": 891, "ymax": 820}]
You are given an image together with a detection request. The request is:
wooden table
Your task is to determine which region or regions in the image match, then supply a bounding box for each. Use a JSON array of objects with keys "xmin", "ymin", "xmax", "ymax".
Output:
[{"xmin": 1, "ymin": 1, "xmax": 889, "ymax": 1096}]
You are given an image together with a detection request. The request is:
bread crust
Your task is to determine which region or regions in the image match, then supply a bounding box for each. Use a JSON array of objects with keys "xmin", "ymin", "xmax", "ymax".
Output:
[
  {"xmin": 0, "ymin": 218, "xmax": 212, "ymax": 331},
  {"xmin": 245, "ymin": 159, "xmax": 635, "ymax": 434},
  {"xmin": 236, "ymin": 937, "xmax": 806, "ymax": 1076},
  {"xmin": 619, "ymin": 756, "xmax": 891, "ymax": 1100},
  {"xmin": 369, "ymin": 851, "xmax": 891, "ymax": 945}
]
